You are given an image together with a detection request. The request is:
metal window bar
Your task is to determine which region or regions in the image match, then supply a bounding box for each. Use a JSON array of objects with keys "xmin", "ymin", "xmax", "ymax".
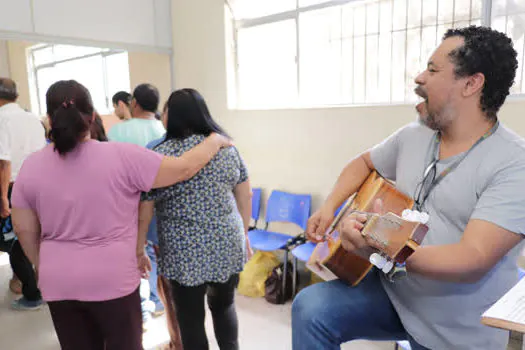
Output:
[
  {"xmin": 233, "ymin": 0, "xmax": 503, "ymax": 108},
  {"xmin": 29, "ymin": 44, "xmax": 126, "ymax": 114}
]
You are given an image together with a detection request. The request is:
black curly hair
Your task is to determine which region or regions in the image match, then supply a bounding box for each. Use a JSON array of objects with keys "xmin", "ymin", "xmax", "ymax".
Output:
[{"xmin": 443, "ymin": 26, "xmax": 518, "ymax": 120}]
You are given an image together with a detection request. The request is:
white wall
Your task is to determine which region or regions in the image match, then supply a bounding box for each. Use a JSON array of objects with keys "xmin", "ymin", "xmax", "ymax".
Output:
[
  {"xmin": 171, "ymin": 0, "xmax": 525, "ymax": 214},
  {"xmin": 0, "ymin": 0, "xmax": 171, "ymax": 51}
]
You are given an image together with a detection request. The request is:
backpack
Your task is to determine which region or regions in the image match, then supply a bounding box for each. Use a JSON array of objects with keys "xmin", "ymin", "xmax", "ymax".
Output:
[{"xmin": 264, "ymin": 262, "xmax": 298, "ymax": 304}]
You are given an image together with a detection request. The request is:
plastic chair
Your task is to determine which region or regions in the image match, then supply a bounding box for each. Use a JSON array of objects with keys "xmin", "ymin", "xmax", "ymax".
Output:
[
  {"xmin": 290, "ymin": 241, "xmax": 316, "ymax": 296},
  {"xmin": 248, "ymin": 190, "xmax": 311, "ymax": 299},
  {"xmin": 289, "ymin": 202, "xmax": 348, "ymax": 296},
  {"xmin": 248, "ymin": 188, "xmax": 262, "ymax": 231}
]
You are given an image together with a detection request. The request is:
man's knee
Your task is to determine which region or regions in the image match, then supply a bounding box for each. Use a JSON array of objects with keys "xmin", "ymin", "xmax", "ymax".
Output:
[{"xmin": 292, "ymin": 283, "xmax": 328, "ymax": 329}]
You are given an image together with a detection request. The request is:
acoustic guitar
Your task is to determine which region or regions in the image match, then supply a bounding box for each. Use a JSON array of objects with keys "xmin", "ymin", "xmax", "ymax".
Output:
[{"xmin": 306, "ymin": 171, "xmax": 428, "ymax": 286}]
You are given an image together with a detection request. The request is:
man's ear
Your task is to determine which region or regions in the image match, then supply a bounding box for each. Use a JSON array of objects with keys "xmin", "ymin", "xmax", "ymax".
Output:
[{"xmin": 463, "ymin": 72, "xmax": 485, "ymax": 98}]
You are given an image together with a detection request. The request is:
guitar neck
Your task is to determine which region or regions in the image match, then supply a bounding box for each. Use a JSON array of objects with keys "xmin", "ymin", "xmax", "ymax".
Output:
[{"xmin": 406, "ymin": 240, "xmax": 419, "ymax": 251}]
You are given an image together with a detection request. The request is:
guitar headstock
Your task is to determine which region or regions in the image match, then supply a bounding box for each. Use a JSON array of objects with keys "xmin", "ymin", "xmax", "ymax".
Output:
[{"xmin": 362, "ymin": 211, "xmax": 429, "ymax": 260}]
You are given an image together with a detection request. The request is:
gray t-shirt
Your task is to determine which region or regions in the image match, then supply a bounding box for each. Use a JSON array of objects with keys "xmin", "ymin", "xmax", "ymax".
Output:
[{"xmin": 370, "ymin": 120, "xmax": 525, "ymax": 350}]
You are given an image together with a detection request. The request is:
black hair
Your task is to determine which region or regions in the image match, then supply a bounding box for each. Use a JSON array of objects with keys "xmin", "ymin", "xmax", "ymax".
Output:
[
  {"xmin": 0, "ymin": 78, "xmax": 18, "ymax": 101},
  {"xmin": 164, "ymin": 88, "xmax": 229, "ymax": 140},
  {"xmin": 46, "ymin": 80, "xmax": 94, "ymax": 156},
  {"xmin": 112, "ymin": 91, "xmax": 132, "ymax": 106},
  {"xmin": 444, "ymin": 26, "xmax": 518, "ymax": 120},
  {"xmin": 132, "ymin": 84, "xmax": 159, "ymax": 113},
  {"xmin": 91, "ymin": 112, "xmax": 108, "ymax": 142}
]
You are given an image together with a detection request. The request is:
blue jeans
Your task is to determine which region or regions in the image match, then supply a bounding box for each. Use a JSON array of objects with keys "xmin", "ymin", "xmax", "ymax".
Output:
[
  {"xmin": 146, "ymin": 241, "xmax": 163, "ymax": 312},
  {"xmin": 291, "ymin": 270, "xmax": 429, "ymax": 350}
]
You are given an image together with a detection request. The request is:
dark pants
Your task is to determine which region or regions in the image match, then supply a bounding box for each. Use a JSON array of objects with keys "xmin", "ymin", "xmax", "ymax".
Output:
[
  {"xmin": 0, "ymin": 183, "xmax": 41, "ymax": 301},
  {"xmin": 48, "ymin": 288, "xmax": 143, "ymax": 350},
  {"xmin": 170, "ymin": 274, "xmax": 239, "ymax": 350},
  {"xmin": 10, "ymin": 240, "xmax": 41, "ymax": 301}
]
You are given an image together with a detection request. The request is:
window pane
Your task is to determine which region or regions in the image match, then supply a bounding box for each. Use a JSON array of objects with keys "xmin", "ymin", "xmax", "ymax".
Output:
[
  {"xmin": 36, "ymin": 67, "xmax": 56, "ymax": 115},
  {"xmin": 237, "ymin": 20, "xmax": 297, "ymax": 108},
  {"xmin": 232, "ymin": 0, "xmax": 296, "ymax": 20},
  {"xmin": 500, "ymin": 14, "xmax": 525, "ymax": 94},
  {"xmin": 32, "ymin": 46, "xmax": 54, "ymax": 66},
  {"xmin": 405, "ymin": 28, "xmax": 421, "ymax": 102},
  {"xmin": 54, "ymin": 56, "xmax": 107, "ymax": 113},
  {"xmin": 379, "ymin": 0, "xmax": 393, "ymax": 33},
  {"xmin": 393, "ymin": 0, "xmax": 407, "ymax": 31},
  {"xmin": 422, "ymin": 0, "xmax": 438, "ymax": 25},
  {"xmin": 378, "ymin": 32, "xmax": 392, "ymax": 102},
  {"xmin": 366, "ymin": 3, "xmax": 380, "ymax": 34},
  {"xmin": 341, "ymin": 38, "xmax": 354, "ymax": 104},
  {"xmin": 299, "ymin": 0, "xmax": 329, "ymax": 7},
  {"xmin": 365, "ymin": 34, "xmax": 380, "ymax": 103},
  {"xmin": 421, "ymin": 26, "xmax": 438, "ymax": 67},
  {"xmin": 353, "ymin": 36, "xmax": 366, "ymax": 103},
  {"xmin": 353, "ymin": 5, "xmax": 366, "ymax": 36},
  {"xmin": 105, "ymin": 52, "xmax": 131, "ymax": 111},
  {"xmin": 508, "ymin": 0, "xmax": 525, "ymax": 15},
  {"xmin": 438, "ymin": 0, "xmax": 454, "ymax": 24},
  {"xmin": 492, "ymin": 16, "xmax": 507, "ymax": 34},
  {"xmin": 454, "ymin": 0, "xmax": 471, "ymax": 22},
  {"xmin": 492, "ymin": 0, "xmax": 507, "ymax": 17},
  {"xmin": 471, "ymin": 0, "xmax": 482, "ymax": 20},
  {"xmin": 407, "ymin": 0, "xmax": 422, "ymax": 29},
  {"xmin": 53, "ymin": 45, "xmax": 104, "ymax": 62},
  {"xmin": 391, "ymin": 31, "xmax": 406, "ymax": 102},
  {"xmin": 299, "ymin": 7, "xmax": 342, "ymax": 105}
]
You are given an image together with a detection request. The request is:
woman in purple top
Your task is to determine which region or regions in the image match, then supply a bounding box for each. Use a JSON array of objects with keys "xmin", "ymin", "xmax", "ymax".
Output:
[{"xmin": 10, "ymin": 80, "xmax": 230, "ymax": 350}]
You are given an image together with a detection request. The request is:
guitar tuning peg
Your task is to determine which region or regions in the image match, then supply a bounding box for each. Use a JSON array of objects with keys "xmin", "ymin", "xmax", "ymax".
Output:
[
  {"xmin": 382, "ymin": 260, "xmax": 394, "ymax": 274},
  {"xmin": 369, "ymin": 253, "xmax": 387, "ymax": 269},
  {"xmin": 419, "ymin": 212, "xmax": 429, "ymax": 224},
  {"xmin": 402, "ymin": 209, "xmax": 412, "ymax": 220}
]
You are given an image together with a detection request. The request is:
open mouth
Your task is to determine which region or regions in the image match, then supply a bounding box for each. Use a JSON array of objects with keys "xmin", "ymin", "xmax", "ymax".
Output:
[{"xmin": 414, "ymin": 87, "xmax": 428, "ymax": 104}]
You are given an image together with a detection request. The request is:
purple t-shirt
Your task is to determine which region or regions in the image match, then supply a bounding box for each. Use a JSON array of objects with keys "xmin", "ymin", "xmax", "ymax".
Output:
[{"xmin": 11, "ymin": 140, "xmax": 163, "ymax": 302}]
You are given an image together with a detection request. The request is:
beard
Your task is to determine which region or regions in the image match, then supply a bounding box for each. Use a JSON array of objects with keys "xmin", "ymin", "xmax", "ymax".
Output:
[{"xmin": 415, "ymin": 86, "xmax": 453, "ymax": 131}]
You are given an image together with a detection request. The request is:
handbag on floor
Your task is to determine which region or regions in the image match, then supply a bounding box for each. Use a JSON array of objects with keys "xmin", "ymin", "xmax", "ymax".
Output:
[{"xmin": 264, "ymin": 262, "xmax": 297, "ymax": 305}]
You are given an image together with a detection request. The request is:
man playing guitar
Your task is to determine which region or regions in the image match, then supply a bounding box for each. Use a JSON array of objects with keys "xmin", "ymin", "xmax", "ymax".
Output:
[{"xmin": 292, "ymin": 26, "xmax": 525, "ymax": 350}]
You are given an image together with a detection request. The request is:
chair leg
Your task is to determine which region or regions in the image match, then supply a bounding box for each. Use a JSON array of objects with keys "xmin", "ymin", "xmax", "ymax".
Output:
[
  {"xmin": 283, "ymin": 250, "xmax": 289, "ymax": 301},
  {"xmin": 292, "ymin": 256, "xmax": 298, "ymax": 298}
]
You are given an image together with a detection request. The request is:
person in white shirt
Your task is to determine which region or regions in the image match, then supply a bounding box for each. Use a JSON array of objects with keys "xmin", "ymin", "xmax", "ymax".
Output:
[{"xmin": 0, "ymin": 78, "xmax": 46, "ymax": 310}]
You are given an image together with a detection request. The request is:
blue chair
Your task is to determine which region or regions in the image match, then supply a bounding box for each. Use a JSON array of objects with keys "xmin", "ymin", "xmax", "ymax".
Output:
[
  {"xmin": 248, "ymin": 190, "xmax": 311, "ymax": 298},
  {"xmin": 249, "ymin": 188, "xmax": 262, "ymax": 231},
  {"xmin": 290, "ymin": 241, "xmax": 316, "ymax": 296},
  {"xmin": 289, "ymin": 201, "xmax": 348, "ymax": 296}
]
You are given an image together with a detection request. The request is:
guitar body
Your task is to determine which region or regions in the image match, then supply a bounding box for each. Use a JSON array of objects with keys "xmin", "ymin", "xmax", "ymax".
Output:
[{"xmin": 307, "ymin": 171, "xmax": 428, "ymax": 286}]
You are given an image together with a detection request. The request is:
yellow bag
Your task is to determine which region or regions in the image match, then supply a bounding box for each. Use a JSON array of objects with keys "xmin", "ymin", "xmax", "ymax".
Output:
[{"xmin": 238, "ymin": 251, "xmax": 280, "ymax": 297}]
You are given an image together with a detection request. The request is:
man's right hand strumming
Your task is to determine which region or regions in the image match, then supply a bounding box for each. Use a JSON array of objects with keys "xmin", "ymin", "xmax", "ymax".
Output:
[{"xmin": 305, "ymin": 206, "xmax": 336, "ymax": 243}]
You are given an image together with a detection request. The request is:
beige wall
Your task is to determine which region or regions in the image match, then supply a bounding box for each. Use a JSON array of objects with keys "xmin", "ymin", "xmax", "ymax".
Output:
[
  {"xmin": 3, "ymin": 41, "xmax": 172, "ymax": 116},
  {"xmin": 171, "ymin": 0, "xmax": 525, "ymax": 214},
  {"xmin": 6, "ymin": 41, "xmax": 33, "ymax": 110},
  {"xmin": 128, "ymin": 51, "xmax": 172, "ymax": 107},
  {"xmin": 0, "ymin": 41, "xmax": 10, "ymax": 78}
]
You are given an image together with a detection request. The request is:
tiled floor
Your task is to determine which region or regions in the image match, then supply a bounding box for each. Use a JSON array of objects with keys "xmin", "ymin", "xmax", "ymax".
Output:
[{"xmin": 0, "ymin": 252, "xmax": 521, "ymax": 350}]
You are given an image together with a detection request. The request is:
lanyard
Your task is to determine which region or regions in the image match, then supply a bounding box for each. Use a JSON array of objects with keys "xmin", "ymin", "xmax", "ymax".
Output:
[{"xmin": 414, "ymin": 121, "xmax": 500, "ymax": 211}]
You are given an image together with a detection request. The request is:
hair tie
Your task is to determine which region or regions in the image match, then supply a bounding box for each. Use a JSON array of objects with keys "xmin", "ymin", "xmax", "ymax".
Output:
[{"xmin": 62, "ymin": 99, "xmax": 75, "ymax": 109}]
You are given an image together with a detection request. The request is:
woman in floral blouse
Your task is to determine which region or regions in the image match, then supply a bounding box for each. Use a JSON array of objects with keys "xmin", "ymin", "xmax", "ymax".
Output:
[{"xmin": 139, "ymin": 88, "xmax": 252, "ymax": 350}]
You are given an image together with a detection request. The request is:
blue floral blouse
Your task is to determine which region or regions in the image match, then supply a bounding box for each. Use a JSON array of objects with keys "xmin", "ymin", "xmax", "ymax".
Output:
[{"xmin": 142, "ymin": 135, "xmax": 249, "ymax": 286}]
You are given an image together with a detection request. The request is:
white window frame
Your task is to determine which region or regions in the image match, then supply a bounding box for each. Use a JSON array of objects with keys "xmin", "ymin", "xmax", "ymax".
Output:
[
  {"xmin": 229, "ymin": 0, "xmax": 525, "ymax": 109},
  {"xmin": 28, "ymin": 44, "xmax": 128, "ymax": 115}
]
